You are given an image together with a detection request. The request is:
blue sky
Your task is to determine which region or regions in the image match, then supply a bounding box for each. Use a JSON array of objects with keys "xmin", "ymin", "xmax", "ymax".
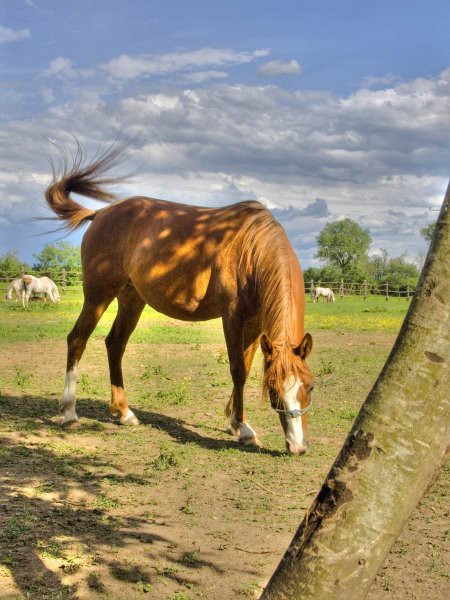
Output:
[{"xmin": 1, "ymin": 0, "xmax": 449, "ymax": 268}]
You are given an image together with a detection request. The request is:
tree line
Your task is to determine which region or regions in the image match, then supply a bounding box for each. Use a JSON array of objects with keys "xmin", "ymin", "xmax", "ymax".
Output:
[
  {"xmin": 0, "ymin": 242, "xmax": 81, "ymax": 285},
  {"xmin": 0, "ymin": 220, "xmax": 435, "ymax": 290},
  {"xmin": 303, "ymin": 219, "xmax": 436, "ymax": 290}
]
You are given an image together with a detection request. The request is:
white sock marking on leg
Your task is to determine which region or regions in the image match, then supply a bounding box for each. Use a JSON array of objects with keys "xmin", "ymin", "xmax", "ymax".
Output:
[
  {"xmin": 120, "ymin": 408, "xmax": 139, "ymax": 425},
  {"xmin": 60, "ymin": 368, "xmax": 78, "ymax": 424}
]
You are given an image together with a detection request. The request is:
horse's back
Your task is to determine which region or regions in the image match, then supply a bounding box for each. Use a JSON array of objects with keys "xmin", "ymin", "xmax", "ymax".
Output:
[{"xmin": 80, "ymin": 197, "xmax": 269, "ymax": 319}]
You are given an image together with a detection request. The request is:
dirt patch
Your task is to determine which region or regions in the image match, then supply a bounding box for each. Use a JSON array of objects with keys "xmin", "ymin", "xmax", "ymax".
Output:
[{"xmin": 0, "ymin": 331, "xmax": 448, "ymax": 599}]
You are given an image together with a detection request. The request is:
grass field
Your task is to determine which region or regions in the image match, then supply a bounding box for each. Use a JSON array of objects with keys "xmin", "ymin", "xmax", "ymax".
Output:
[{"xmin": 0, "ymin": 293, "xmax": 448, "ymax": 599}]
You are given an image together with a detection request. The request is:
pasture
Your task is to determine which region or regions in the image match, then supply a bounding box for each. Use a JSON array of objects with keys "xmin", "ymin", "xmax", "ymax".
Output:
[{"xmin": 0, "ymin": 293, "xmax": 447, "ymax": 599}]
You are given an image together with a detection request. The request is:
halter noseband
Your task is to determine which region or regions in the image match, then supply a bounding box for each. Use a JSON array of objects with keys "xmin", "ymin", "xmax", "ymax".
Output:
[{"xmin": 270, "ymin": 384, "xmax": 315, "ymax": 418}]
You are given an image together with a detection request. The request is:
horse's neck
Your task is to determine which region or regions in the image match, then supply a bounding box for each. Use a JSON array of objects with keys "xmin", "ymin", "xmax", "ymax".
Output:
[{"xmin": 257, "ymin": 248, "xmax": 304, "ymax": 345}]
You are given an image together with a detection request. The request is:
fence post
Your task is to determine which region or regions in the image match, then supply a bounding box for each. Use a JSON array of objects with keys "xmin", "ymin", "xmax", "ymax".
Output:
[
  {"xmin": 310, "ymin": 279, "xmax": 315, "ymax": 303},
  {"xmin": 363, "ymin": 280, "xmax": 368, "ymax": 301},
  {"xmin": 385, "ymin": 282, "xmax": 389, "ymax": 301},
  {"xmin": 406, "ymin": 284, "xmax": 410, "ymax": 301},
  {"xmin": 339, "ymin": 279, "xmax": 344, "ymax": 300},
  {"xmin": 61, "ymin": 268, "xmax": 67, "ymax": 292}
]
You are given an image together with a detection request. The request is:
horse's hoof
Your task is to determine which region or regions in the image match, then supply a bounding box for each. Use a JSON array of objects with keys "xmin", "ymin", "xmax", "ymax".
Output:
[
  {"xmin": 60, "ymin": 417, "xmax": 79, "ymax": 428},
  {"xmin": 239, "ymin": 436, "xmax": 262, "ymax": 448},
  {"xmin": 226, "ymin": 424, "xmax": 239, "ymax": 436},
  {"xmin": 119, "ymin": 413, "xmax": 140, "ymax": 426}
]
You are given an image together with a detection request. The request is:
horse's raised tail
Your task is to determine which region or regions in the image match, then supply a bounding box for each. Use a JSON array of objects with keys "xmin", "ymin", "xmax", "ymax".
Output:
[{"xmin": 44, "ymin": 142, "xmax": 125, "ymax": 232}]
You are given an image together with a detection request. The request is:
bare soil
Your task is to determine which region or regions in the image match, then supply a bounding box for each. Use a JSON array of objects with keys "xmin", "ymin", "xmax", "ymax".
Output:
[{"xmin": 0, "ymin": 331, "xmax": 448, "ymax": 599}]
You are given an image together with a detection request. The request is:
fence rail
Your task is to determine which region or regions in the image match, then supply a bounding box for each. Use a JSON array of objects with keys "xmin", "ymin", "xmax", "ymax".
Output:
[
  {"xmin": 0, "ymin": 273, "xmax": 416, "ymax": 300},
  {"xmin": 0, "ymin": 271, "xmax": 83, "ymax": 296},
  {"xmin": 307, "ymin": 279, "xmax": 415, "ymax": 300}
]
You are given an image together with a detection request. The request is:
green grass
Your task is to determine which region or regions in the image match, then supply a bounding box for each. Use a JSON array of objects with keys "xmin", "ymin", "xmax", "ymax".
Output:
[
  {"xmin": 305, "ymin": 294, "xmax": 410, "ymax": 332},
  {"xmin": 0, "ymin": 290, "xmax": 410, "ymax": 347},
  {"xmin": 1, "ymin": 287, "xmax": 444, "ymax": 600}
]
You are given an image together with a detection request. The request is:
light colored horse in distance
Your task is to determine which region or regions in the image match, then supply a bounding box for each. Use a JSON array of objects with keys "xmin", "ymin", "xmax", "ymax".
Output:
[
  {"xmin": 5, "ymin": 278, "xmax": 25, "ymax": 302},
  {"xmin": 313, "ymin": 287, "xmax": 335, "ymax": 302},
  {"xmin": 44, "ymin": 145, "xmax": 314, "ymax": 454},
  {"xmin": 22, "ymin": 275, "xmax": 60, "ymax": 307}
]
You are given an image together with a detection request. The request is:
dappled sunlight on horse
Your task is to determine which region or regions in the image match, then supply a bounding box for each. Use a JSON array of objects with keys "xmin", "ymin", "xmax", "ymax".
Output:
[{"xmin": 43, "ymin": 144, "xmax": 314, "ymax": 454}]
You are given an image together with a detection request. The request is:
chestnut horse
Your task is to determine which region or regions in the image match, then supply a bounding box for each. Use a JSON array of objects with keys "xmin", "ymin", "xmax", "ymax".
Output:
[{"xmin": 44, "ymin": 147, "xmax": 314, "ymax": 454}]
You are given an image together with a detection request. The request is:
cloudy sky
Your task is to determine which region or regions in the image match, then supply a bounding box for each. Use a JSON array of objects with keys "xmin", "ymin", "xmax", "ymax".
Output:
[{"xmin": 1, "ymin": 0, "xmax": 449, "ymax": 268}]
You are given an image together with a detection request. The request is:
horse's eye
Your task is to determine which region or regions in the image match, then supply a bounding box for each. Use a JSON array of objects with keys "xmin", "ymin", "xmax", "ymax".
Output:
[
  {"xmin": 269, "ymin": 389, "xmax": 278, "ymax": 407},
  {"xmin": 308, "ymin": 385, "xmax": 314, "ymax": 393}
]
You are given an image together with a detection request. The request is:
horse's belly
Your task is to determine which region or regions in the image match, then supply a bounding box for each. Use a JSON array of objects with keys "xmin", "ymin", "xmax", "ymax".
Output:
[
  {"xmin": 142, "ymin": 292, "xmax": 220, "ymax": 321},
  {"xmin": 132, "ymin": 268, "xmax": 220, "ymax": 322}
]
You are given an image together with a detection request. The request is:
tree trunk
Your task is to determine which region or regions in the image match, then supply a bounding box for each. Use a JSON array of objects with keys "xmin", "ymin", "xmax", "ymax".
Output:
[{"xmin": 261, "ymin": 183, "xmax": 450, "ymax": 600}]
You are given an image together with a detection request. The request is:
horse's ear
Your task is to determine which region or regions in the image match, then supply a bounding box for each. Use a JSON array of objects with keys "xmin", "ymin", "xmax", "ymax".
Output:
[
  {"xmin": 294, "ymin": 333, "xmax": 313, "ymax": 359},
  {"xmin": 260, "ymin": 334, "xmax": 273, "ymax": 357}
]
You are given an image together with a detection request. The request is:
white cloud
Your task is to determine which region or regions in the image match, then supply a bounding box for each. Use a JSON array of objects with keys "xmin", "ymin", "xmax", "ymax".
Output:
[
  {"xmin": 258, "ymin": 59, "xmax": 302, "ymax": 77},
  {"xmin": 363, "ymin": 73, "xmax": 401, "ymax": 88},
  {"xmin": 0, "ymin": 25, "xmax": 31, "ymax": 44},
  {"xmin": 101, "ymin": 47, "xmax": 270, "ymax": 80},
  {"xmin": 0, "ymin": 65, "xmax": 448, "ymax": 265},
  {"xmin": 42, "ymin": 57, "xmax": 75, "ymax": 78},
  {"xmin": 183, "ymin": 70, "xmax": 228, "ymax": 83}
]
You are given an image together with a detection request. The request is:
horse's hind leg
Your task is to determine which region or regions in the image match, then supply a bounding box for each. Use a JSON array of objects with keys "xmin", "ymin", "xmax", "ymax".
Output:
[
  {"xmin": 60, "ymin": 298, "xmax": 112, "ymax": 426},
  {"xmin": 105, "ymin": 284, "xmax": 145, "ymax": 425}
]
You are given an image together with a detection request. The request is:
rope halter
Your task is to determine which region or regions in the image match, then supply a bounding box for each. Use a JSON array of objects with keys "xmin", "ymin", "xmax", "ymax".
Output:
[{"xmin": 270, "ymin": 384, "xmax": 315, "ymax": 418}]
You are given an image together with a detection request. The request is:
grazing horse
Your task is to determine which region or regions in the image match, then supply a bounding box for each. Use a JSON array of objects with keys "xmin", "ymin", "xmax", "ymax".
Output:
[
  {"xmin": 5, "ymin": 278, "xmax": 24, "ymax": 303},
  {"xmin": 22, "ymin": 275, "xmax": 60, "ymax": 307},
  {"xmin": 44, "ymin": 146, "xmax": 314, "ymax": 454},
  {"xmin": 313, "ymin": 287, "xmax": 335, "ymax": 303}
]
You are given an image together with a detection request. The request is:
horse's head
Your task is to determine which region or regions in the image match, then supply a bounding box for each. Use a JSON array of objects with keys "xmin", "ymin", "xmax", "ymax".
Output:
[{"xmin": 261, "ymin": 333, "xmax": 314, "ymax": 455}]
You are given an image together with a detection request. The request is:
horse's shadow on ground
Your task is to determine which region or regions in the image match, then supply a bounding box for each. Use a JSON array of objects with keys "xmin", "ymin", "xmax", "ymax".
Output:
[
  {"xmin": 0, "ymin": 392, "xmax": 285, "ymax": 458},
  {"xmin": 0, "ymin": 434, "xmax": 197, "ymax": 599},
  {"xmin": 0, "ymin": 394, "xmax": 266, "ymax": 599}
]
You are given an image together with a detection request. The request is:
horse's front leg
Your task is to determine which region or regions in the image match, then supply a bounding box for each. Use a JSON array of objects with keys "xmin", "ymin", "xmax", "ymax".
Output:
[
  {"xmin": 223, "ymin": 318, "xmax": 261, "ymax": 447},
  {"xmin": 23, "ymin": 289, "xmax": 30, "ymax": 308}
]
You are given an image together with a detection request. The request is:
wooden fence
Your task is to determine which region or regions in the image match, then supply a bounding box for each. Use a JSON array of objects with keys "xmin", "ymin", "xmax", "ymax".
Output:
[
  {"xmin": 308, "ymin": 279, "xmax": 415, "ymax": 301},
  {"xmin": 0, "ymin": 272, "xmax": 416, "ymax": 301}
]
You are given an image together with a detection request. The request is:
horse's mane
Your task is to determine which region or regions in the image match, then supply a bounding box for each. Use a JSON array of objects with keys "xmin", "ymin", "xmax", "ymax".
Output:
[
  {"xmin": 232, "ymin": 205, "xmax": 307, "ymax": 401},
  {"xmin": 231, "ymin": 205, "xmax": 291, "ymax": 340}
]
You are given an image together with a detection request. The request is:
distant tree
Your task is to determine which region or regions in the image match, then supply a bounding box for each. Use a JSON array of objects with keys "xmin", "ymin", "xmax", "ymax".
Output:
[
  {"xmin": 316, "ymin": 219, "xmax": 371, "ymax": 277},
  {"xmin": 368, "ymin": 249, "xmax": 390, "ymax": 282},
  {"xmin": 33, "ymin": 242, "xmax": 81, "ymax": 284},
  {"xmin": 0, "ymin": 251, "xmax": 31, "ymax": 279},
  {"xmin": 369, "ymin": 252, "xmax": 419, "ymax": 289},
  {"xmin": 342, "ymin": 262, "xmax": 369, "ymax": 285},
  {"xmin": 319, "ymin": 264, "xmax": 341, "ymax": 284},
  {"xmin": 383, "ymin": 256, "xmax": 419, "ymax": 288},
  {"xmin": 420, "ymin": 222, "xmax": 436, "ymax": 243},
  {"xmin": 302, "ymin": 267, "xmax": 321, "ymax": 284}
]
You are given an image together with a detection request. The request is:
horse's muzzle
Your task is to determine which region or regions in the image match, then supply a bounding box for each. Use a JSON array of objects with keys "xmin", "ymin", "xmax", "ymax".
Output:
[{"xmin": 285, "ymin": 439, "xmax": 308, "ymax": 454}]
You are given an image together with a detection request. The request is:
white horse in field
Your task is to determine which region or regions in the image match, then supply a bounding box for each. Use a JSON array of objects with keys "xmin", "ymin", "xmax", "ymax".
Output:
[
  {"xmin": 22, "ymin": 275, "xmax": 60, "ymax": 307},
  {"xmin": 313, "ymin": 287, "xmax": 335, "ymax": 302},
  {"xmin": 5, "ymin": 277, "xmax": 25, "ymax": 302}
]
